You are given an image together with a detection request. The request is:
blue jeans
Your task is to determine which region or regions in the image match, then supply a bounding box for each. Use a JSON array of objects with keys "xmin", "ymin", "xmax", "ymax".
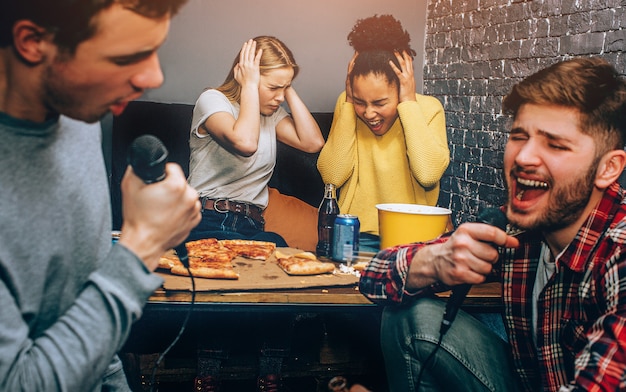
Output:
[
  {"xmin": 380, "ymin": 298, "xmax": 520, "ymax": 392},
  {"xmin": 189, "ymin": 209, "xmax": 288, "ymax": 246}
]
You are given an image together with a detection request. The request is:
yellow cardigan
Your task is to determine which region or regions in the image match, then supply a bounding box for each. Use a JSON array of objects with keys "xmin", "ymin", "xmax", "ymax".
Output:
[{"xmin": 317, "ymin": 92, "xmax": 450, "ymax": 234}]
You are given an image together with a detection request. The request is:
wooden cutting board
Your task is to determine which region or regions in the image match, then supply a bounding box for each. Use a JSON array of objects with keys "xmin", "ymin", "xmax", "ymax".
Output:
[{"xmin": 157, "ymin": 247, "xmax": 361, "ymax": 292}]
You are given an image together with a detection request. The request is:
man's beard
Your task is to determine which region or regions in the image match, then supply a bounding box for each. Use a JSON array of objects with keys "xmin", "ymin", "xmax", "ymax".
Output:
[{"xmin": 508, "ymin": 159, "xmax": 598, "ymax": 232}]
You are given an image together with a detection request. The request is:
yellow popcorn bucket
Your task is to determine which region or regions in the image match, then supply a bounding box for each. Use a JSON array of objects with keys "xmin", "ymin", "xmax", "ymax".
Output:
[{"xmin": 376, "ymin": 203, "xmax": 451, "ymax": 249}]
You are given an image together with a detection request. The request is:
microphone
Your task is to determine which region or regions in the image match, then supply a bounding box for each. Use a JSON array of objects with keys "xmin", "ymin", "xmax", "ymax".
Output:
[
  {"xmin": 439, "ymin": 208, "xmax": 507, "ymax": 335},
  {"xmin": 127, "ymin": 134, "xmax": 189, "ymax": 268}
]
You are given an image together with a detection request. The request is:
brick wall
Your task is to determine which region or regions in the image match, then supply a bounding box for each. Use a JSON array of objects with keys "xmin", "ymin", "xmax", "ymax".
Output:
[{"xmin": 424, "ymin": 0, "xmax": 626, "ymax": 224}]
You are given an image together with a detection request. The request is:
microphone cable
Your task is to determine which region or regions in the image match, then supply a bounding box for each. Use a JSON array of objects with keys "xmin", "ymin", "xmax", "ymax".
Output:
[
  {"xmin": 126, "ymin": 134, "xmax": 197, "ymax": 392},
  {"xmin": 415, "ymin": 208, "xmax": 506, "ymax": 389},
  {"xmin": 414, "ymin": 300, "xmax": 452, "ymax": 390},
  {"xmin": 149, "ymin": 255, "xmax": 195, "ymax": 392}
]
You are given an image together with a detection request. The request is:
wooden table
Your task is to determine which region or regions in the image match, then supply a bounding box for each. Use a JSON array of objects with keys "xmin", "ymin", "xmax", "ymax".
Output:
[
  {"xmin": 125, "ymin": 285, "xmax": 387, "ymax": 391},
  {"xmin": 146, "ymin": 281, "xmax": 502, "ymax": 312},
  {"xmin": 122, "ymin": 278, "xmax": 502, "ymax": 391},
  {"xmin": 147, "ymin": 246, "xmax": 502, "ymax": 312}
]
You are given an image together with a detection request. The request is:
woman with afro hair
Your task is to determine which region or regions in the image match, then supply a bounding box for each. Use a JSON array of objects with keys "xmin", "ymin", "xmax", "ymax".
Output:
[{"xmin": 317, "ymin": 14, "xmax": 450, "ymax": 252}]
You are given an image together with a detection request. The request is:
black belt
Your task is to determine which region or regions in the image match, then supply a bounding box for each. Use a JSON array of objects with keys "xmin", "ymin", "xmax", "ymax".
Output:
[{"xmin": 200, "ymin": 198, "xmax": 264, "ymax": 224}]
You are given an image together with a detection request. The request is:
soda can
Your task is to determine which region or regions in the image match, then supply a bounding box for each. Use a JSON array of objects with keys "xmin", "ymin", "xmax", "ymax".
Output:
[{"xmin": 331, "ymin": 214, "xmax": 360, "ymax": 263}]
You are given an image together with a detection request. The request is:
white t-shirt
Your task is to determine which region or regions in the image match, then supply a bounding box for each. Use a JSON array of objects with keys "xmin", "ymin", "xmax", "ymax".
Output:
[
  {"xmin": 532, "ymin": 242, "xmax": 559, "ymax": 348},
  {"xmin": 187, "ymin": 89, "xmax": 289, "ymax": 208}
]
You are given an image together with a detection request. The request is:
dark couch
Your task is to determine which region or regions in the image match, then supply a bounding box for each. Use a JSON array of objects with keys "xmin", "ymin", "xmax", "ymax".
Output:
[{"xmin": 109, "ymin": 100, "xmax": 333, "ymax": 231}]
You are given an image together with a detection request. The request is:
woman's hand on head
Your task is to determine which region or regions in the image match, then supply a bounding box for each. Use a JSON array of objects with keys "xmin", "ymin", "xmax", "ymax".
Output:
[
  {"xmin": 345, "ymin": 52, "xmax": 357, "ymax": 103},
  {"xmin": 234, "ymin": 39, "xmax": 262, "ymax": 89},
  {"xmin": 389, "ymin": 51, "xmax": 416, "ymax": 103}
]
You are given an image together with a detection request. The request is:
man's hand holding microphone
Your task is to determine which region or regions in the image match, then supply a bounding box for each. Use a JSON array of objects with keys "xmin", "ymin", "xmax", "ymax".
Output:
[
  {"xmin": 404, "ymin": 208, "xmax": 521, "ymax": 337},
  {"xmin": 118, "ymin": 135, "xmax": 201, "ymax": 271},
  {"xmin": 405, "ymin": 209, "xmax": 520, "ymax": 308}
]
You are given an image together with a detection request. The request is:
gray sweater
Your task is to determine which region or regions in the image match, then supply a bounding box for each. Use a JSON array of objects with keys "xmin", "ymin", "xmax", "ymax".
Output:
[{"xmin": 0, "ymin": 112, "xmax": 162, "ymax": 391}]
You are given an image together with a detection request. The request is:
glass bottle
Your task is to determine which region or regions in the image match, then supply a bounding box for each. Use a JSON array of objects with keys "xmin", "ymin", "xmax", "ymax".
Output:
[{"xmin": 316, "ymin": 184, "xmax": 339, "ymax": 257}]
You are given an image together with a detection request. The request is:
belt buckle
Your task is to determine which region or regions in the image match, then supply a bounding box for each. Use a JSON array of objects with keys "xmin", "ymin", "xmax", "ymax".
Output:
[{"xmin": 213, "ymin": 198, "xmax": 229, "ymax": 214}]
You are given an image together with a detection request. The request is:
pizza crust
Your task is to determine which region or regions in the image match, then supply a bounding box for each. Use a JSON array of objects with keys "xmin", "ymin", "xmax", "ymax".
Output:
[
  {"xmin": 170, "ymin": 264, "xmax": 239, "ymax": 280},
  {"xmin": 275, "ymin": 251, "xmax": 337, "ymax": 276}
]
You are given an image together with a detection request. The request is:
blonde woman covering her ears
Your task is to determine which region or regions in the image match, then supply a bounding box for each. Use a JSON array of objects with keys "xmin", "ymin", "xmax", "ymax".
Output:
[{"xmin": 188, "ymin": 36, "xmax": 324, "ymax": 246}]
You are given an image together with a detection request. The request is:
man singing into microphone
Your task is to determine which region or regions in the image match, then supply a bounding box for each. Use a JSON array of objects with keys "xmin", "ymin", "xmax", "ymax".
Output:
[
  {"xmin": 359, "ymin": 57, "xmax": 626, "ymax": 392},
  {"xmin": 0, "ymin": 1, "xmax": 200, "ymax": 391}
]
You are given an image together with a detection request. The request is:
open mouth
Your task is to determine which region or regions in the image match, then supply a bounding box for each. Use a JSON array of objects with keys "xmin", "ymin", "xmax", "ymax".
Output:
[
  {"xmin": 367, "ymin": 119, "xmax": 383, "ymax": 131},
  {"xmin": 515, "ymin": 177, "xmax": 549, "ymax": 201},
  {"xmin": 109, "ymin": 101, "xmax": 129, "ymax": 116}
]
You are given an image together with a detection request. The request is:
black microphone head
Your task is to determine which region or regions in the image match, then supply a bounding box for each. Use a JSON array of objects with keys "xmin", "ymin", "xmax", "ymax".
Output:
[
  {"xmin": 128, "ymin": 135, "xmax": 169, "ymax": 184},
  {"xmin": 476, "ymin": 207, "xmax": 507, "ymax": 230}
]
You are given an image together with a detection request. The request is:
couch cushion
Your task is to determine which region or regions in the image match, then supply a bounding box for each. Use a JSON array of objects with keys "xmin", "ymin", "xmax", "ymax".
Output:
[{"xmin": 265, "ymin": 187, "xmax": 319, "ymax": 252}]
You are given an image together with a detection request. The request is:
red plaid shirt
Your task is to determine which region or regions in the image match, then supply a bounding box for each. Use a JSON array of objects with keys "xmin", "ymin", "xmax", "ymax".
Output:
[{"xmin": 360, "ymin": 182, "xmax": 626, "ymax": 391}]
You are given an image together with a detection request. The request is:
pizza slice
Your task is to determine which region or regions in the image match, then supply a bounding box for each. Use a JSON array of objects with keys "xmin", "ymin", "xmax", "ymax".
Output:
[
  {"xmin": 158, "ymin": 249, "xmax": 184, "ymax": 270},
  {"xmin": 219, "ymin": 239, "xmax": 276, "ymax": 260},
  {"xmin": 167, "ymin": 238, "xmax": 240, "ymax": 280},
  {"xmin": 185, "ymin": 239, "xmax": 237, "ymax": 264},
  {"xmin": 275, "ymin": 250, "xmax": 336, "ymax": 276}
]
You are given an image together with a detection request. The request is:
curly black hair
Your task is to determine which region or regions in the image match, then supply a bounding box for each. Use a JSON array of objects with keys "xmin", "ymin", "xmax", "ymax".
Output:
[
  {"xmin": 347, "ymin": 14, "xmax": 415, "ymax": 87},
  {"xmin": 348, "ymin": 14, "xmax": 416, "ymax": 57}
]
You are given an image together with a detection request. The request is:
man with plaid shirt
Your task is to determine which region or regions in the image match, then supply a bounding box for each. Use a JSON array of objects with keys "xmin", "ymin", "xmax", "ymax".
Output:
[{"xmin": 359, "ymin": 57, "xmax": 626, "ymax": 392}]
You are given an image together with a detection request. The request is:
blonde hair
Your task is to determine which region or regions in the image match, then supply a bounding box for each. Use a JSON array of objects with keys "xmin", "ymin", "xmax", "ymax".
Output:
[{"xmin": 217, "ymin": 36, "xmax": 299, "ymax": 103}]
